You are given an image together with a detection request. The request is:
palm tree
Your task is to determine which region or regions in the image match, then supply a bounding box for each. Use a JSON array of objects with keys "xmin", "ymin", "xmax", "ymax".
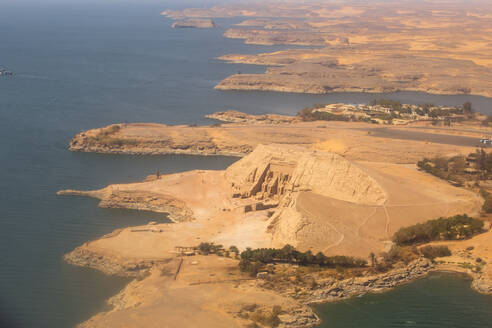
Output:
[{"xmin": 369, "ymin": 252, "xmax": 376, "ymax": 267}]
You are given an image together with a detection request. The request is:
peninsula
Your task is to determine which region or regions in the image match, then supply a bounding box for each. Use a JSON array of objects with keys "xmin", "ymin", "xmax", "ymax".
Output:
[
  {"xmin": 162, "ymin": 0, "xmax": 492, "ymax": 97},
  {"xmin": 68, "ymin": 102, "xmax": 491, "ymax": 162},
  {"xmin": 61, "ymin": 108, "xmax": 492, "ymax": 327}
]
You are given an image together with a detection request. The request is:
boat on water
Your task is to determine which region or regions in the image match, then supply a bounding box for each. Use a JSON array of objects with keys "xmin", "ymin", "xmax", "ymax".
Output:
[{"xmin": 0, "ymin": 67, "xmax": 13, "ymax": 76}]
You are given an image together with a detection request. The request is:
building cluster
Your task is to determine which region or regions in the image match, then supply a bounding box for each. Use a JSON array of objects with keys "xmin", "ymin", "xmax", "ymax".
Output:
[{"xmin": 312, "ymin": 103, "xmax": 465, "ymax": 125}]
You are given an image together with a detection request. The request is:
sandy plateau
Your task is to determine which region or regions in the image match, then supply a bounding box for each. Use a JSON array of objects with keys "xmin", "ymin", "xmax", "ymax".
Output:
[
  {"xmin": 68, "ymin": 117, "xmax": 485, "ymax": 163},
  {"xmin": 61, "ymin": 110, "xmax": 492, "ymax": 327},
  {"xmin": 163, "ymin": 0, "xmax": 492, "ymax": 97}
]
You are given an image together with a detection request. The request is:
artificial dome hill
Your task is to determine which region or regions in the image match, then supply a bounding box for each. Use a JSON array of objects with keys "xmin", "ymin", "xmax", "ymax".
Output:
[{"xmin": 60, "ymin": 144, "xmax": 480, "ymax": 270}]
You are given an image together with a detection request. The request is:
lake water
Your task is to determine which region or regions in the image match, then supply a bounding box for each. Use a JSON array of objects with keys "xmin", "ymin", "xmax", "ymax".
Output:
[
  {"xmin": 0, "ymin": 1, "xmax": 491, "ymax": 327},
  {"xmin": 314, "ymin": 273, "xmax": 492, "ymax": 328}
]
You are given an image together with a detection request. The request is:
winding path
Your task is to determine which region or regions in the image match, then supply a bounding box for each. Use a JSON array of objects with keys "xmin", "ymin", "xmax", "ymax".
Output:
[{"xmin": 296, "ymin": 196, "xmax": 345, "ymax": 251}]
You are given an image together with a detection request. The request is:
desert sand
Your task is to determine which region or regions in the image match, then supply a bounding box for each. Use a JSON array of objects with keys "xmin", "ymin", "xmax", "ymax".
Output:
[
  {"xmin": 164, "ymin": 1, "xmax": 492, "ymax": 97},
  {"xmin": 68, "ymin": 119, "xmax": 484, "ymax": 164},
  {"xmin": 61, "ymin": 144, "xmax": 481, "ymax": 261},
  {"xmin": 60, "ymin": 105, "xmax": 492, "ymax": 327},
  {"xmin": 77, "ymin": 256, "xmax": 318, "ymax": 328},
  {"xmin": 61, "ymin": 141, "xmax": 490, "ymax": 327}
]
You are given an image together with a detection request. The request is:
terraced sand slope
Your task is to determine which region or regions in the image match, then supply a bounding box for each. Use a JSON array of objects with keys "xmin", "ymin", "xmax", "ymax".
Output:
[{"xmin": 61, "ymin": 144, "xmax": 481, "ymax": 268}]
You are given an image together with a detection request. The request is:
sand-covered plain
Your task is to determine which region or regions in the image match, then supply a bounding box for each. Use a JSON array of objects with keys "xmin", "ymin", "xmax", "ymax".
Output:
[{"xmin": 163, "ymin": 1, "xmax": 492, "ymax": 97}]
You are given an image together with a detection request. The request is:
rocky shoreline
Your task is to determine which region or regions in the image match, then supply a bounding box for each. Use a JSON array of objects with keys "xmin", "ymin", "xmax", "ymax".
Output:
[
  {"xmin": 64, "ymin": 244, "xmax": 168, "ymax": 278},
  {"xmin": 57, "ymin": 188, "xmax": 194, "ymax": 222},
  {"xmin": 161, "ymin": 1, "xmax": 492, "ymax": 99},
  {"xmin": 64, "ymin": 242, "xmax": 492, "ymax": 328},
  {"xmin": 68, "ymin": 132, "xmax": 249, "ymax": 157},
  {"xmin": 300, "ymin": 258, "xmax": 434, "ymax": 304},
  {"xmin": 256, "ymin": 257, "xmax": 491, "ymax": 307},
  {"xmin": 62, "ymin": 116, "xmax": 491, "ymax": 327},
  {"xmin": 65, "ymin": 114, "xmax": 481, "ymax": 166},
  {"xmin": 67, "ymin": 124, "xmax": 252, "ymax": 157},
  {"xmin": 214, "ymin": 74, "xmax": 492, "ymax": 98},
  {"xmin": 304, "ymin": 260, "xmax": 489, "ymax": 304}
]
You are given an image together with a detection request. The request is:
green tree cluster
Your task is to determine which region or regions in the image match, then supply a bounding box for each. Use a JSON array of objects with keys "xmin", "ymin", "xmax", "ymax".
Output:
[
  {"xmin": 419, "ymin": 245, "xmax": 452, "ymax": 259},
  {"xmin": 480, "ymin": 189, "xmax": 492, "ymax": 213},
  {"xmin": 417, "ymin": 155, "xmax": 467, "ymax": 184},
  {"xmin": 198, "ymin": 242, "xmax": 223, "ymax": 255},
  {"xmin": 238, "ymin": 245, "xmax": 367, "ymax": 275},
  {"xmin": 370, "ymin": 98, "xmax": 402, "ymax": 111},
  {"xmin": 297, "ymin": 107, "xmax": 350, "ymax": 122},
  {"xmin": 393, "ymin": 214, "xmax": 484, "ymax": 246}
]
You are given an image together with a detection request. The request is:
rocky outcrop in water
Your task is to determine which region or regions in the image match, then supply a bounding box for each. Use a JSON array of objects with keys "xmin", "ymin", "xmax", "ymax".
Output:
[
  {"xmin": 472, "ymin": 278, "xmax": 492, "ymax": 294},
  {"xmin": 58, "ymin": 189, "xmax": 194, "ymax": 222},
  {"xmin": 302, "ymin": 258, "xmax": 433, "ymax": 303}
]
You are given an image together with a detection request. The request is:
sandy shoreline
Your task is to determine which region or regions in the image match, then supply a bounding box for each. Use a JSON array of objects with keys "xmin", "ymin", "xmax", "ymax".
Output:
[
  {"xmin": 60, "ymin": 121, "xmax": 492, "ymax": 326},
  {"xmin": 66, "ymin": 240, "xmax": 491, "ymax": 328}
]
